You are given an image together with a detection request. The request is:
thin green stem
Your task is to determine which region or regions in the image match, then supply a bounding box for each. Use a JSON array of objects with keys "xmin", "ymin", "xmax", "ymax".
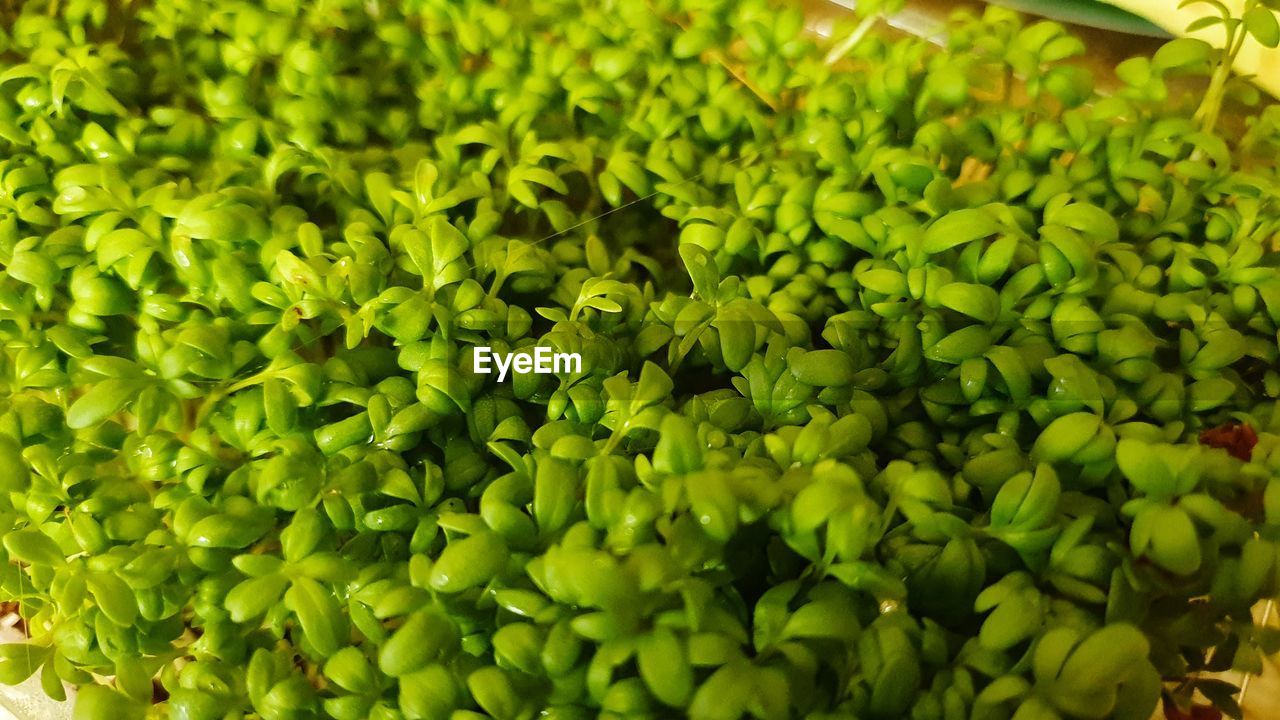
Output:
[
  {"xmin": 1196, "ymin": 7, "xmax": 1254, "ymax": 136},
  {"xmin": 824, "ymin": 12, "xmax": 881, "ymax": 66}
]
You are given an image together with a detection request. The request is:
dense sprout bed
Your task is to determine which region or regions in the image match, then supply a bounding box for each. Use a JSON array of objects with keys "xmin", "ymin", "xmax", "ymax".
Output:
[{"xmin": 3, "ymin": 0, "xmax": 1280, "ymax": 718}]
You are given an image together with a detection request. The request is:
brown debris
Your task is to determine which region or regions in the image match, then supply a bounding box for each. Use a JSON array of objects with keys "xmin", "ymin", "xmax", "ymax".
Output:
[{"xmin": 1199, "ymin": 422, "xmax": 1259, "ymax": 462}]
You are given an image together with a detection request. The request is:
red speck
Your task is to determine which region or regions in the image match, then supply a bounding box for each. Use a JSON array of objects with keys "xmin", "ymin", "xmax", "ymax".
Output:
[
  {"xmin": 1199, "ymin": 422, "xmax": 1258, "ymax": 462},
  {"xmin": 1162, "ymin": 698, "xmax": 1223, "ymax": 720}
]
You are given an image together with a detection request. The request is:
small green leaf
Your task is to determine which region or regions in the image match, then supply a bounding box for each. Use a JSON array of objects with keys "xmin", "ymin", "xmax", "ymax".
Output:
[
  {"xmin": 791, "ymin": 349, "xmax": 856, "ymax": 386},
  {"xmin": 86, "ymin": 573, "xmax": 137, "ymax": 626},
  {"xmin": 937, "ymin": 283, "xmax": 1000, "ymax": 323},
  {"xmin": 73, "ymin": 685, "xmax": 145, "ymax": 720},
  {"xmin": 1245, "ymin": 6, "xmax": 1280, "ymax": 48},
  {"xmin": 1152, "ymin": 38, "xmax": 1212, "ymax": 70},
  {"xmin": 379, "ymin": 609, "xmax": 458, "ymax": 677},
  {"xmin": 923, "ymin": 209, "xmax": 1002, "ymax": 253},
  {"xmin": 428, "ymin": 531, "xmax": 508, "ymax": 594},
  {"xmin": 0, "ymin": 644, "xmax": 50, "ymax": 685},
  {"xmin": 3, "ymin": 528, "xmax": 65, "ymax": 566},
  {"xmin": 680, "ymin": 243, "xmax": 720, "ymax": 300},
  {"xmin": 226, "ymin": 575, "xmax": 290, "ymax": 623},
  {"xmin": 67, "ymin": 379, "xmax": 147, "ymax": 429},
  {"xmin": 638, "ymin": 628, "xmax": 693, "ymax": 707},
  {"xmin": 284, "ymin": 577, "xmax": 346, "ymax": 656}
]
